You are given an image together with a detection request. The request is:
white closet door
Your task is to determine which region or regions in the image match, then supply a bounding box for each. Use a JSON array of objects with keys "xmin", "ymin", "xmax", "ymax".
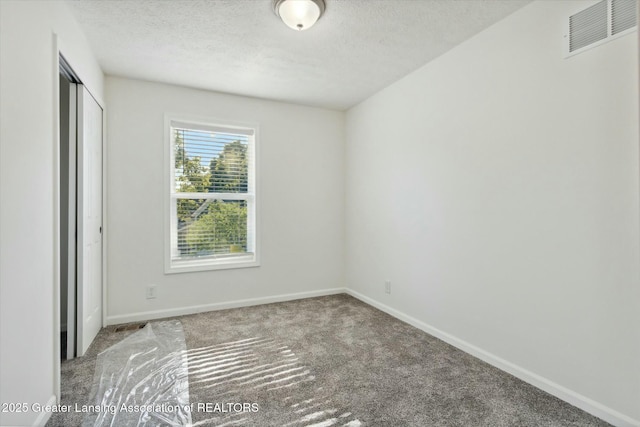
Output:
[{"xmin": 76, "ymin": 85, "xmax": 103, "ymax": 357}]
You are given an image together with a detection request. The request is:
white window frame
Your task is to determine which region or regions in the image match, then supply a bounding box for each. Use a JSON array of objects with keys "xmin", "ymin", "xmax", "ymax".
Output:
[{"xmin": 164, "ymin": 114, "xmax": 260, "ymax": 274}]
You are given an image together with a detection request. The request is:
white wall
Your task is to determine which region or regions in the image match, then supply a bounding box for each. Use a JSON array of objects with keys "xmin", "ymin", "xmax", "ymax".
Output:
[
  {"xmin": 105, "ymin": 77, "xmax": 344, "ymax": 322},
  {"xmin": 345, "ymin": 1, "xmax": 639, "ymax": 425},
  {"xmin": 0, "ymin": 1, "xmax": 104, "ymax": 426}
]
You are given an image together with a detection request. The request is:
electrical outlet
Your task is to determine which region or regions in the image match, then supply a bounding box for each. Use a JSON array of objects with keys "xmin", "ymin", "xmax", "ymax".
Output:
[
  {"xmin": 146, "ymin": 285, "xmax": 157, "ymax": 299},
  {"xmin": 385, "ymin": 280, "xmax": 391, "ymax": 294}
]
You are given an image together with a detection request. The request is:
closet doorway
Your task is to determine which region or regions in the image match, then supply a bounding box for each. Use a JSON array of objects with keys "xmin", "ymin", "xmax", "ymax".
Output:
[{"xmin": 59, "ymin": 55, "xmax": 103, "ymax": 359}]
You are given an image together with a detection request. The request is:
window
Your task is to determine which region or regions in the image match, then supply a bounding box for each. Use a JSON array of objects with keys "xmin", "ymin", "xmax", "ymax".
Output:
[{"xmin": 165, "ymin": 116, "xmax": 258, "ymax": 273}]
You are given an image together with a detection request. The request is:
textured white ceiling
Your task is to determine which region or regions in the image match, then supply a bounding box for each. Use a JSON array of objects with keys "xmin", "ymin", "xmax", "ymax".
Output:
[{"xmin": 66, "ymin": 0, "xmax": 531, "ymax": 110}]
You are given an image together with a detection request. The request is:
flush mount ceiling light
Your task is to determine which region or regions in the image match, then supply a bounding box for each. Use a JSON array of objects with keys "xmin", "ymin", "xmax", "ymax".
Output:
[{"xmin": 274, "ymin": 0, "xmax": 326, "ymax": 31}]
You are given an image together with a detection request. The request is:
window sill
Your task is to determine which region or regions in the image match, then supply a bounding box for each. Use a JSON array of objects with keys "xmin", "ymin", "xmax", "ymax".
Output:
[{"xmin": 165, "ymin": 254, "xmax": 259, "ymax": 274}]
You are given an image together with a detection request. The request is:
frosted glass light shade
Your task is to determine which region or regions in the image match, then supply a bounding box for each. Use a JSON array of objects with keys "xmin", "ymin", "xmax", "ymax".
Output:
[{"xmin": 275, "ymin": 0, "xmax": 325, "ymax": 31}]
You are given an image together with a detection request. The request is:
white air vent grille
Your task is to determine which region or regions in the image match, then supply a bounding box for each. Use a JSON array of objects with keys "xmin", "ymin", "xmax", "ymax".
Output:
[
  {"xmin": 567, "ymin": 0, "xmax": 637, "ymax": 56},
  {"xmin": 612, "ymin": 0, "xmax": 638, "ymax": 35},
  {"xmin": 569, "ymin": 0, "xmax": 608, "ymax": 52}
]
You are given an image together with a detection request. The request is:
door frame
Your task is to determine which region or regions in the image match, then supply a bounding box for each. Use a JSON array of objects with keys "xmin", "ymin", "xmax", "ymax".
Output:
[
  {"xmin": 53, "ymin": 34, "xmax": 108, "ymax": 402},
  {"xmin": 59, "ymin": 66, "xmax": 78, "ymax": 362}
]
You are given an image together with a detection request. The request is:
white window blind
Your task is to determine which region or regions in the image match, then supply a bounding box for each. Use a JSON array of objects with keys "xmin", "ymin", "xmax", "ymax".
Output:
[{"xmin": 167, "ymin": 119, "xmax": 258, "ymax": 272}]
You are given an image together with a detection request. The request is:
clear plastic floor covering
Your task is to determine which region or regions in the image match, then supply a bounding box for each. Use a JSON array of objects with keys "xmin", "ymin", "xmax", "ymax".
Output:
[{"xmin": 82, "ymin": 320, "xmax": 192, "ymax": 427}]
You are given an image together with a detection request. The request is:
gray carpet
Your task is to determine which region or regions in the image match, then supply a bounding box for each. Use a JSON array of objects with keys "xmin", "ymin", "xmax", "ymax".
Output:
[{"xmin": 48, "ymin": 294, "xmax": 609, "ymax": 426}]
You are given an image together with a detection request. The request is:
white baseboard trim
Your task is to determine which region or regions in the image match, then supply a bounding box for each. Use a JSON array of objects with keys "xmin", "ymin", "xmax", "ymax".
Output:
[
  {"xmin": 103, "ymin": 287, "xmax": 637, "ymax": 426},
  {"xmin": 33, "ymin": 395, "xmax": 57, "ymax": 427},
  {"xmin": 344, "ymin": 288, "xmax": 639, "ymax": 427},
  {"xmin": 106, "ymin": 287, "xmax": 346, "ymax": 326}
]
